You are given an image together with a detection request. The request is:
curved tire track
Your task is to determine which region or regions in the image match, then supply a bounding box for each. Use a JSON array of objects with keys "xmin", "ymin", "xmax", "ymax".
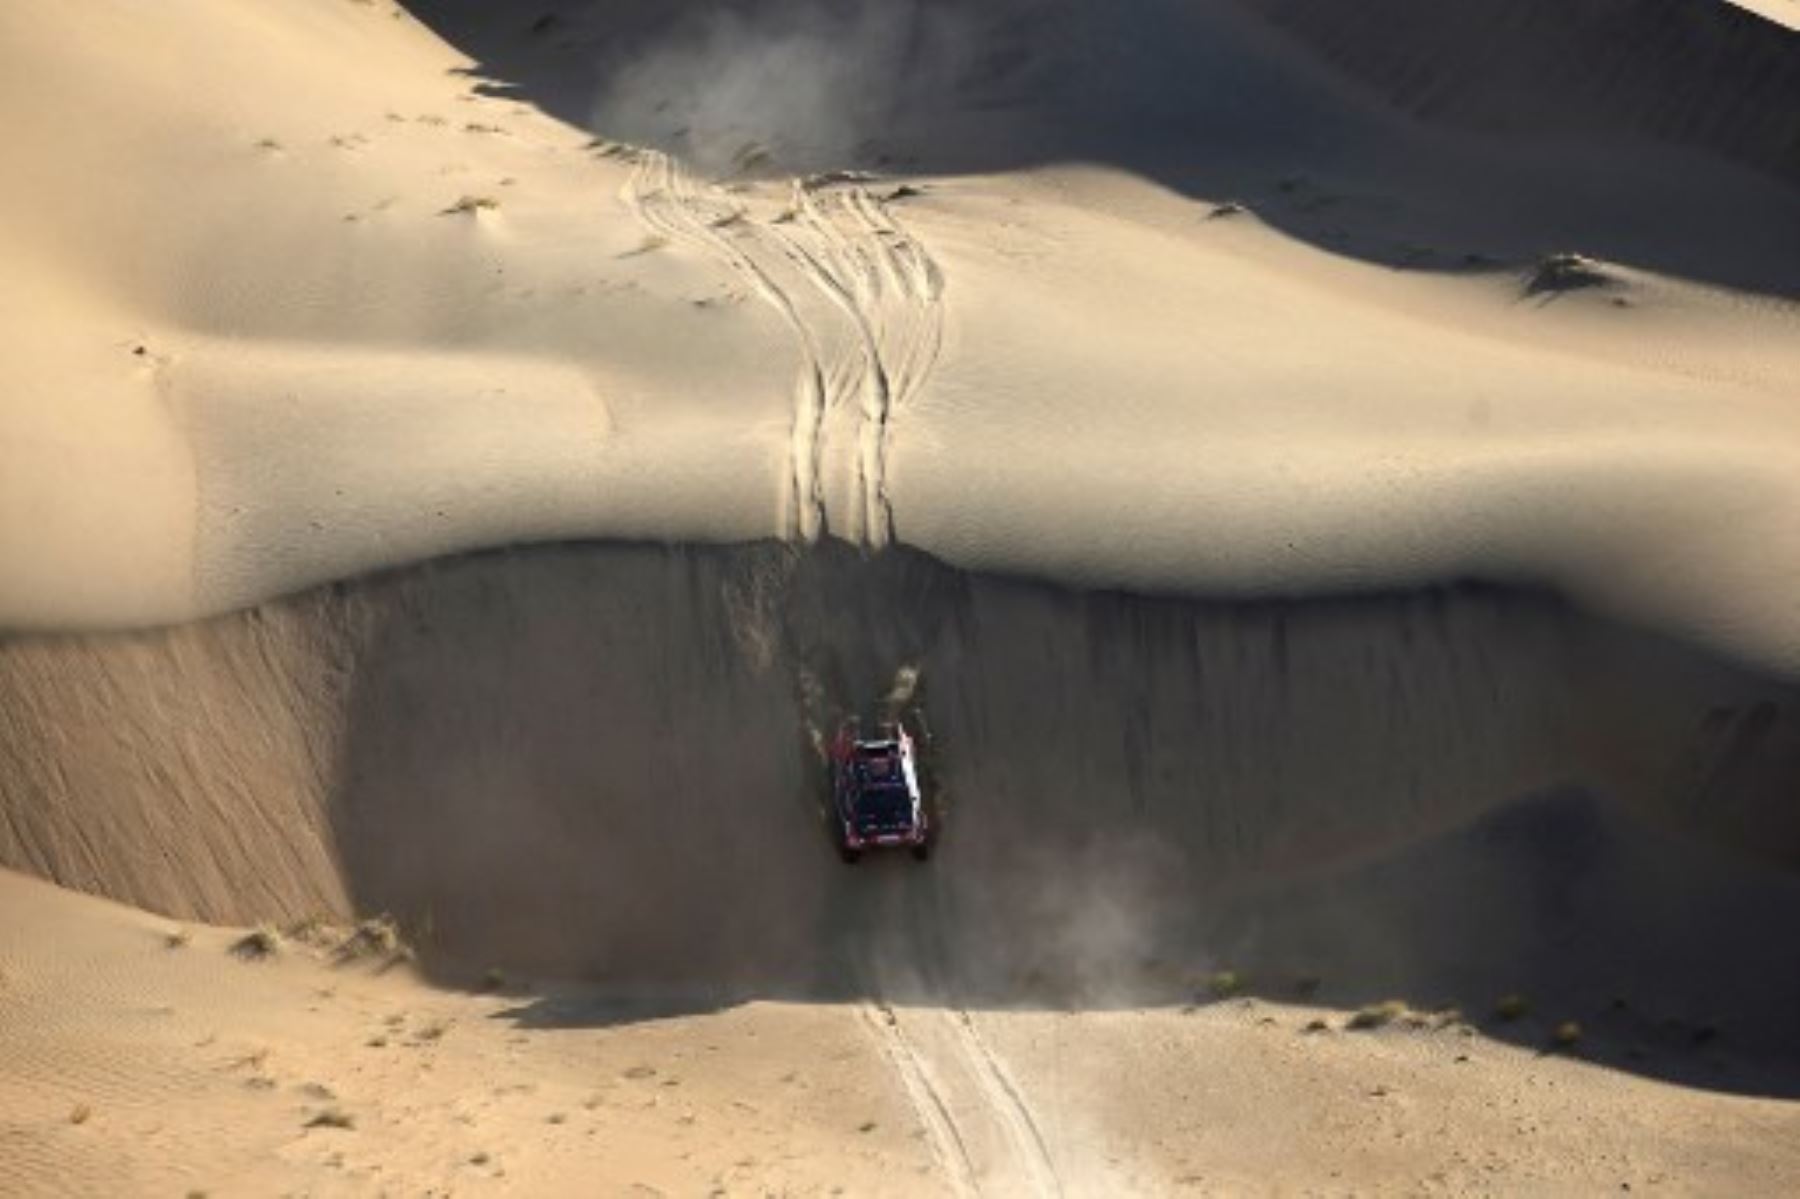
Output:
[
  {"xmin": 620, "ymin": 152, "xmax": 831, "ymax": 542},
  {"xmin": 618, "ymin": 150, "xmax": 943, "ymax": 548}
]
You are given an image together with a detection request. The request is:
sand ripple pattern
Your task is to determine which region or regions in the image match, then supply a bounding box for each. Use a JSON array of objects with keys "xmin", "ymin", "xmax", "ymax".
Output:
[{"xmin": 621, "ymin": 151, "xmax": 944, "ymax": 547}]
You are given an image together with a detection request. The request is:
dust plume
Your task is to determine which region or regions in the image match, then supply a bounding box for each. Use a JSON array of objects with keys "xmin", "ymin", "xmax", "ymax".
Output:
[{"xmin": 590, "ymin": 0, "xmax": 980, "ymax": 174}]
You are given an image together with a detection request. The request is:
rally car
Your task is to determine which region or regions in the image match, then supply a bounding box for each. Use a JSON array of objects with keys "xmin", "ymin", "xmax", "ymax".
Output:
[{"xmin": 828, "ymin": 718, "xmax": 932, "ymax": 862}]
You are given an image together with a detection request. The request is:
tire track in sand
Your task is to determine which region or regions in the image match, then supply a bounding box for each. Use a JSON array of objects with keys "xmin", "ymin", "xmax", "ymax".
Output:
[
  {"xmin": 620, "ymin": 151, "xmax": 830, "ymax": 542},
  {"xmin": 620, "ymin": 152, "xmax": 1049, "ymax": 1191},
  {"xmin": 785, "ymin": 177, "xmax": 944, "ymax": 548},
  {"xmin": 855, "ymin": 879, "xmax": 1063, "ymax": 1198},
  {"xmin": 619, "ymin": 151, "xmax": 943, "ymax": 547},
  {"xmin": 860, "ymin": 1001, "xmax": 1064, "ymax": 1198},
  {"xmin": 947, "ymin": 1007, "xmax": 1064, "ymax": 1199},
  {"xmin": 858, "ymin": 1001, "xmax": 980, "ymax": 1199}
]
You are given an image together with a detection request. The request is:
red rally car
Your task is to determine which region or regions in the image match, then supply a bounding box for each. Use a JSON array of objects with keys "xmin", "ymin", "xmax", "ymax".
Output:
[{"xmin": 828, "ymin": 719, "xmax": 932, "ymax": 863}]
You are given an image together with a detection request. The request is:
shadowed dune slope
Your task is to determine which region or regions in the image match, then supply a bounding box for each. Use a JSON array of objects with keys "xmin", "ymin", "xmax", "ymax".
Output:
[
  {"xmin": 412, "ymin": 0, "xmax": 1800, "ymax": 295},
  {"xmin": 418, "ymin": 0, "xmax": 1800, "ymax": 180},
  {"xmin": 1259, "ymin": 0, "xmax": 1800, "ymax": 186},
  {"xmin": 4, "ymin": 545, "xmax": 1798, "ymax": 1018}
]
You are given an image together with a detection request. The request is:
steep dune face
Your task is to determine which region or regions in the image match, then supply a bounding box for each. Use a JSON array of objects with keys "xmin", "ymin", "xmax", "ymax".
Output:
[
  {"xmin": 4, "ymin": 544, "xmax": 1797, "ymax": 1000},
  {"xmin": 0, "ymin": 601, "xmax": 356, "ymax": 922},
  {"xmin": 331, "ymin": 544, "xmax": 1800, "ymax": 1006}
]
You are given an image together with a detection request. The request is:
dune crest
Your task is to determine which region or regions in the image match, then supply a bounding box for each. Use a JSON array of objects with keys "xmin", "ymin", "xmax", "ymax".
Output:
[{"xmin": 0, "ymin": 0, "xmax": 1796, "ymax": 677}]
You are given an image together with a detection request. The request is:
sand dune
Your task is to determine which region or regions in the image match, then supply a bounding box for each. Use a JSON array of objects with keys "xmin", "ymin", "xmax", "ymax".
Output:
[
  {"xmin": 9, "ymin": 864, "xmax": 1800, "ymax": 1196},
  {"xmin": 0, "ymin": 868, "xmax": 954, "ymax": 1196},
  {"xmin": 5, "ymin": 0, "xmax": 1800, "ymax": 668},
  {"xmin": 5, "ymin": 0, "xmax": 1800, "ymax": 1192},
  {"xmin": 1260, "ymin": 0, "xmax": 1800, "ymax": 185},
  {"xmin": 1735, "ymin": 0, "xmax": 1800, "ymax": 30},
  {"xmin": 6, "ymin": 544, "xmax": 1799, "ymax": 998}
]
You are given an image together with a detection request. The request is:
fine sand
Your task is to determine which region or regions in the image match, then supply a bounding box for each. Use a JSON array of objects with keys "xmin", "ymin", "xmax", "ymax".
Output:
[
  {"xmin": 5, "ymin": 0, "xmax": 1800, "ymax": 1194},
  {"xmin": 4, "ymin": 0, "xmax": 1800, "ymax": 662},
  {"xmin": 8, "ymin": 865, "xmax": 1800, "ymax": 1197}
]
